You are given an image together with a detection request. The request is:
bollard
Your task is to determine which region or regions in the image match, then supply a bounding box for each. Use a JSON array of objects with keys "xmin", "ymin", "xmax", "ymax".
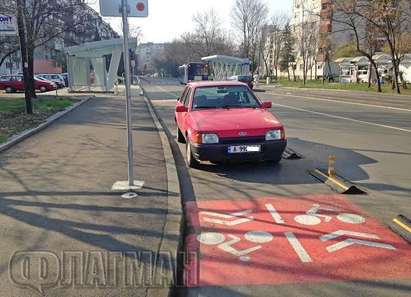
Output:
[{"xmin": 328, "ymin": 155, "xmax": 336, "ymax": 177}]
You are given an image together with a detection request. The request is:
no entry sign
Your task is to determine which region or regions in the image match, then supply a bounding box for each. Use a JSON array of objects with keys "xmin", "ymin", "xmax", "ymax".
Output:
[{"xmin": 184, "ymin": 195, "xmax": 411, "ymax": 287}]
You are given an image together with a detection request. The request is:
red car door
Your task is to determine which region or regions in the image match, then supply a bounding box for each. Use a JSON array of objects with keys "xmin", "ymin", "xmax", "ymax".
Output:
[
  {"xmin": 176, "ymin": 87, "xmax": 191, "ymax": 132},
  {"xmin": 179, "ymin": 87, "xmax": 192, "ymax": 134},
  {"xmin": 13, "ymin": 76, "xmax": 25, "ymax": 91}
]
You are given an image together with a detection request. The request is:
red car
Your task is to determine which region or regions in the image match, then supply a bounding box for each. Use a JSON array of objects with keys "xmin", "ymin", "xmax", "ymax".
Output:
[
  {"xmin": 175, "ymin": 81, "xmax": 286, "ymax": 167},
  {"xmin": 0, "ymin": 75, "xmax": 56, "ymax": 93}
]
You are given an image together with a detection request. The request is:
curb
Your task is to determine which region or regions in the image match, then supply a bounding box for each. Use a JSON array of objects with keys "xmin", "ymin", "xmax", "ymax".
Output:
[
  {"xmin": 309, "ymin": 168, "xmax": 367, "ymax": 195},
  {"xmin": 0, "ymin": 96, "xmax": 93, "ymax": 154},
  {"xmin": 390, "ymin": 215, "xmax": 411, "ymax": 243},
  {"xmin": 141, "ymin": 88, "xmax": 183, "ymax": 297}
]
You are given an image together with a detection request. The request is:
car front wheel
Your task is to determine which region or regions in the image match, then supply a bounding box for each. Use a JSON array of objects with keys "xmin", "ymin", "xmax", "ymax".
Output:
[{"xmin": 186, "ymin": 142, "xmax": 199, "ymax": 168}]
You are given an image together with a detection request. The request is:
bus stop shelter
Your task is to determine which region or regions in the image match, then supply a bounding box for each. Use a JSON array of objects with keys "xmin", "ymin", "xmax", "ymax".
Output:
[
  {"xmin": 201, "ymin": 55, "xmax": 251, "ymax": 81},
  {"xmin": 65, "ymin": 38, "xmax": 137, "ymax": 92}
]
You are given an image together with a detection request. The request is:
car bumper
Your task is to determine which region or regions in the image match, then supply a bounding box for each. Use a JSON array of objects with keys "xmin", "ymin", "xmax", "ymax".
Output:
[{"xmin": 191, "ymin": 140, "xmax": 287, "ymax": 163}]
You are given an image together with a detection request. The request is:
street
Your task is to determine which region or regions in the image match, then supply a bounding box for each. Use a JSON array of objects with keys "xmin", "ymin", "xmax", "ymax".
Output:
[{"xmin": 141, "ymin": 77, "xmax": 411, "ymax": 297}]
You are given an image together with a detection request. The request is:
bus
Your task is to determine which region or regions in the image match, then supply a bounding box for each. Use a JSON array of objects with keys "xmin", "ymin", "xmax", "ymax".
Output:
[{"xmin": 178, "ymin": 62, "xmax": 209, "ymax": 84}]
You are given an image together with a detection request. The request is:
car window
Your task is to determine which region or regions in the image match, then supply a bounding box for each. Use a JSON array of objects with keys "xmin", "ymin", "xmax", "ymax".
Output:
[
  {"xmin": 14, "ymin": 76, "xmax": 23, "ymax": 82},
  {"xmin": 0, "ymin": 76, "xmax": 10, "ymax": 81},
  {"xmin": 183, "ymin": 88, "xmax": 192, "ymax": 107},
  {"xmin": 179, "ymin": 87, "xmax": 188, "ymax": 103},
  {"xmin": 192, "ymin": 85, "xmax": 259, "ymax": 110}
]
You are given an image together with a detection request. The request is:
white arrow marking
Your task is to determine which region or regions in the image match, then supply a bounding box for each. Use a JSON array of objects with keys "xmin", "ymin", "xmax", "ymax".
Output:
[
  {"xmin": 320, "ymin": 230, "xmax": 380, "ymax": 242},
  {"xmin": 200, "ymin": 210, "xmax": 254, "ymax": 226},
  {"xmin": 265, "ymin": 204, "xmax": 284, "ymax": 224},
  {"xmin": 326, "ymin": 238, "xmax": 396, "ymax": 253},
  {"xmin": 284, "ymin": 232, "xmax": 312, "ymax": 263}
]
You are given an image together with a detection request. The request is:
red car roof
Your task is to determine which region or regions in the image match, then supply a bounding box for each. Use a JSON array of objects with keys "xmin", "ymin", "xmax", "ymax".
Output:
[{"xmin": 187, "ymin": 80, "xmax": 247, "ymax": 88}]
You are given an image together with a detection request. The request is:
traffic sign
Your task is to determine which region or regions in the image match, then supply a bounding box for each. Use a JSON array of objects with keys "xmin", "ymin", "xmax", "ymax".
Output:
[
  {"xmin": 0, "ymin": 14, "xmax": 17, "ymax": 36},
  {"xmin": 100, "ymin": 0, "xmax": 148, "ymax": 17},
  {"xmin": 184, "ymin": 195, "xmax": 411, "ymax": 287}
]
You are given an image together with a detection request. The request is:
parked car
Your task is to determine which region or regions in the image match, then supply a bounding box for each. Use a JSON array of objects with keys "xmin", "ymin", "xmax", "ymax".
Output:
[
  {"xmin": 175, "ymin": 81, "xmax": 286, "ymax": 167},
  {"xmin": 36, "ymin": 73, "xmax": 66, "ymax": 88},
  {"xmin": 61, "ymin": 73, "xmax": 69, "ymax": 86},
  {"xmin": 228, "ymin": 75, "xmax": 254, "ymax": 89},
  {"xmin": 0, "ymin": 74, "xmax": 57, "ymax": 93}
]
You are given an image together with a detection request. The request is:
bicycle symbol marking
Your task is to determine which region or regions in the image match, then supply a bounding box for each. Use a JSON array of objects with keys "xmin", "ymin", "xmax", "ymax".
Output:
[{"xmin": 294, "ymin": 204, "xmax": 365, "ymax": 226}]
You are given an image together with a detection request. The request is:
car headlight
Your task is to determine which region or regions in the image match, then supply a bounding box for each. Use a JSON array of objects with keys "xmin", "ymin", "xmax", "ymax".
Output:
[
  {"xmin": 265, "ymin": 130, "xmax": 282, "ymax": 141},
  {"xmin": 202, "ymin": 133, "xmax": 219, "ymax": 144}
]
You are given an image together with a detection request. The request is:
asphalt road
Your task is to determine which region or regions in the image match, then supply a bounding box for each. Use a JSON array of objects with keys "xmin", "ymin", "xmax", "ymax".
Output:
[{"xmin": 141, "ymin": 78, "xmax": 411, "ymax": 297}]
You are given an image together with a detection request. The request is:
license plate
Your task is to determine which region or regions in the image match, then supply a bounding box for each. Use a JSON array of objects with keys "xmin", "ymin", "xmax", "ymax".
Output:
[{"xmin": 228, "ymin": 145, "xmax": 261, "ymax": 154}]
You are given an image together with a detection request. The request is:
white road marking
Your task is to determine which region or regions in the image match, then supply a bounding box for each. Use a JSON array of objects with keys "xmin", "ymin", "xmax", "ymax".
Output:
[
  {"xmin": 200, "ymin": 210, "xmax": 254, "ymax": 226},
  {"xmin": 265, "ymin": 203, "xmax": 285, "ymax": 224},
  {"xmin": 337, "ymin": 213, "xmax": 365, "ymax": 224},
  {"xmin": 320, "ymin": 230, "xmax": 380, "ymax": 242},
  {"xmin": 197, "ymin": 232, "xmax": 226, "ymax": 245},
  {"xmin": 244, "ymin": 231, "xmax": 273, "ymax": 243},
  {"xmin": 273, "ymin": 92, "xmax": 411, "ymax": 112},
  {"xmin": 271, "ymin": 102, "xmax": 411, "ymax": 133},
  {"xmin": 284, "ymin": 232, "xmax": 313, "ymax": 263},
  {"xmin": 326, "ymin": 238, "xmax": 396, "ymax": 253},
  {"xmin": 294, "ymin": 214, "xmax": 321, "ymax": 226}
]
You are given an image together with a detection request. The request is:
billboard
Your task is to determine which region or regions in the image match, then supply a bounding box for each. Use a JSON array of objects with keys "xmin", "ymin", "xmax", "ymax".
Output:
[
  {"xmin": 0, "ymin": 14, "xmax": 17, "ymax": 36},
  {"xmin": 100, "ymin": 0, "xmax": 148, "ymax": 17}
]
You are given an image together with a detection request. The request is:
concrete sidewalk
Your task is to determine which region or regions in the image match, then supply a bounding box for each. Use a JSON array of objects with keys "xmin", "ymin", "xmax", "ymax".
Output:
[{"xmin": 0, "ymin": 91, "xmax": 180, "ymax": 297}]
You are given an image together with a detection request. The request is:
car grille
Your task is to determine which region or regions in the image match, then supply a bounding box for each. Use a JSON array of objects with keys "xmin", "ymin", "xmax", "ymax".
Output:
[{"xmin": 220, "ymin": 136, "xmax": 265, "ymax": 144}]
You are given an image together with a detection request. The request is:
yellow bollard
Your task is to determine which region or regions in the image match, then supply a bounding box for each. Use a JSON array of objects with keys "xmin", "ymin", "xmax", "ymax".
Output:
[{"xmin": 328, "ymin": 155, "xmax": 336, "ymax": 177}]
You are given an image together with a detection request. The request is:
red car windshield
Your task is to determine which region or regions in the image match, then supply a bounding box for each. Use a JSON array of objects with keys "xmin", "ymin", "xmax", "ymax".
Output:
[{"xmin": 192, "ymin": 86, "xmax": 260, "ymax": 110}]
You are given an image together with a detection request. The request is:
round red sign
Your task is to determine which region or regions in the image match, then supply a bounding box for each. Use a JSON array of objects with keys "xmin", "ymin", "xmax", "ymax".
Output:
[{"xmin": 136, "ymin": 2, "xmax": 145, "ymax": 11}]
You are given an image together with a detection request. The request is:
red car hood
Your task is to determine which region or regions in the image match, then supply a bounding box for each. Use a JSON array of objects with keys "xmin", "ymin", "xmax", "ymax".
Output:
[{"xmin": 190, "ymin": 108, "xmax": 283, "ymax": 137}]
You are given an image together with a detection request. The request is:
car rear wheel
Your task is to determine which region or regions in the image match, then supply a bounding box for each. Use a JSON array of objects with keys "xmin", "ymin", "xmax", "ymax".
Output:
[
  {"xmin": 5, "ymin": 87, "xmax": 14, "ymax": 93},
  {"xmin": 186, "ymin": 142, "xmax": 199, "ymax": 168},
  {"xmin": 177, "ymin": 127, "xmax": 185, "ymax": 143},
  {"xmin": 40, "ymin": 86, "xmax": 47, "ymax": 92}
]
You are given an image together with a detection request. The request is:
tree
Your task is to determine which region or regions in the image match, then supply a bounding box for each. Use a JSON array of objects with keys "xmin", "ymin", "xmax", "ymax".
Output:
[
  {"xmin": 279, "ymin": 22, "xmax": 295, "ymax": 81},
  {"xmin": 0, "ymin": 0, "xmax": 110, "ymax": 113},
  {"xmin": 231, "ymin": 0, "xmax": 268, "ymax": 72},
  {"xmin": 333, "ymin": 1, "xmax": 383, "ymax": 92},
  {"xmin": 336, "ymin": 0, "xmax": 411, "ymax": 94},
  {"xmin": 333, "ymin": 42, "xmax": 360, "ymax": 59},
  {"xmin": 261, "ymin": 14, "xmax": 287, "ymax": 79}
]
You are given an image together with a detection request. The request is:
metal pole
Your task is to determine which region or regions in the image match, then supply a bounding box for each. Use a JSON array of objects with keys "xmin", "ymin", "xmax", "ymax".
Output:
[{"xmin": 121, "ymin": 0, "xmax": 134, "ymax": 187}]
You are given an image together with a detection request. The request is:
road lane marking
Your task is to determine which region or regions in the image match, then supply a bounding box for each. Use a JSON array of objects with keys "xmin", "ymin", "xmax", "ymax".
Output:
[
  {"xmin": 284, "ymin": 232, "xmax": 312, "ymax": 263},
  {"xmin": 320, "ymin": 230, "xmax": 380, "ymax": 242},
  {"xmin": 271, "ymin": 102, "xmax": 411, "ymax": 133},
  {"xmin": 326, "ymin": 238, "xmax": 396, "ymax": 253},
  {"xmin": 270, "ymin": 92, "xmax": 411, "ymax": 112},
  {"xmin": 265, "ymin": 203, "xmax": 284, "ymax": 224}
]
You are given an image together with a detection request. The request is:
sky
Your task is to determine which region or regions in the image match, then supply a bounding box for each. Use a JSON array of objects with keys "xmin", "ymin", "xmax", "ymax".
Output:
[{"xmin": 90, "ymin": 0, "xmax": 293, "ymax": 43}]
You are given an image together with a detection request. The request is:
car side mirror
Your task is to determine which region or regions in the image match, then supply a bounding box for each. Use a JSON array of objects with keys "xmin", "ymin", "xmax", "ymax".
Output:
[
  {"xmin": 176, "ymin": 105, "xmax": 188, "ymax": 113},
  {"xmin": 261, "ymin": 101, "xmax": 272, "ymax": 109}
]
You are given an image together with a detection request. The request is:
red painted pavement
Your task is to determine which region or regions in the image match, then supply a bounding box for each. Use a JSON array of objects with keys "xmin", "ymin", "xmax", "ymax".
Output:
[{"xmin": 184, "ymin": 195, "xmax": 411, "ymax": 287}]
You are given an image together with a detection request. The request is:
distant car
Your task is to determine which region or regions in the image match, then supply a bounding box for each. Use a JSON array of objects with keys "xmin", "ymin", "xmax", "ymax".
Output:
[
  {"xmin": 0, "ymin": 74, "xmax": 57, "ymax": 93},
  {"xmin": 228, "ymin": 75, "xmax": 254, "ymax": 89},
  {"xmin": 36, "ymin": 73, "xmax": 66, "ymax": 88},
  {"xmin": 175, "ymin": 81, "xmax": 286, "ymax": 167},
  {"xmin": 61, "ymin": 73, "xmax": 69, "ymax": 86}
]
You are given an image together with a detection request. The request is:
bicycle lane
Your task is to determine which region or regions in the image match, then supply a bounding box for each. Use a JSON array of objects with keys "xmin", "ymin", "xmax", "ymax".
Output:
[{"xmin": 140, "ymin": 79, "xmax": 411, "ymax": 297}]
